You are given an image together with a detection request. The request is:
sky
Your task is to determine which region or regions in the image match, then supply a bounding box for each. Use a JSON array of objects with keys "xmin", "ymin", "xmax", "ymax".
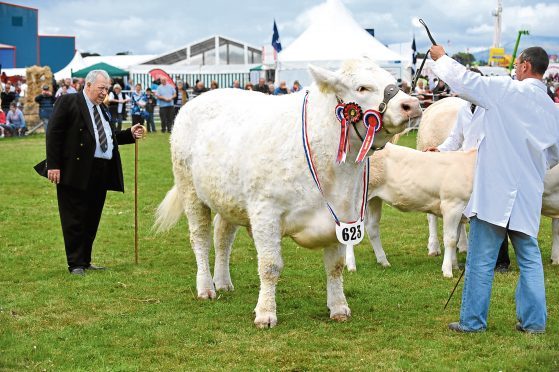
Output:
[{"xmin": 11, "ymin": 0, "xmax": 559, "ymax": 57}]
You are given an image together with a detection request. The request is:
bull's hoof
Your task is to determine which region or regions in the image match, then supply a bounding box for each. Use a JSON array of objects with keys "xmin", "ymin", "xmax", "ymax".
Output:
[
  {"xmin": 551, "ymin": 259, "xmax": 559, "ymax": 265},
  {"xmin": 197, "ymin": 289, "xmax": 217, "ymax": 300},
  {"xmin": 254, "ymin": 312, "xmax": 277, "ymax": 329},
  {"xmin": 330, "ymin": 305, "xmax": 351, "ymax": 322},
  {"xmin": 215, "ymin": 283, "xmax": 235, "ymax": 292},
  {"xmin": 378, "ymin": 259, "xmax": 391, "ymax": 268},
  {"xmin": 346, "ymin": 265, "xmax": 357, "ymax": 272},
  {"xmin": 442, "ymin": 271, "xmax": 454, "ymax": 279},
  {"xmin": 428, "ymin": 250, "xmax": 441, "ymax": 257},
  {"xmin": 458, "ymin": 244, "xmax": 468, "ymax": 254}
]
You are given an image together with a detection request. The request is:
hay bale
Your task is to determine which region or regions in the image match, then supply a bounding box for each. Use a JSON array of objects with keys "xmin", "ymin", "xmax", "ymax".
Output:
[{"xmin": 24, "ymin": 65, "xmax": 53, "ymax": 130}]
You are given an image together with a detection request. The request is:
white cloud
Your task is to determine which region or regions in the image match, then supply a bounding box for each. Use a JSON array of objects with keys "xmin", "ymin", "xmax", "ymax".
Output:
[{"xmin": 466, "ymin": 24, "xmax": 494, "ymax": 35}]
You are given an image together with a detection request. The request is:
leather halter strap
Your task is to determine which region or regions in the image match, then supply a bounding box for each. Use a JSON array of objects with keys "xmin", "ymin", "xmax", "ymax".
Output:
[{"xmin": 345, "ymin": 83, "xmax": 399, "ymax": 151}]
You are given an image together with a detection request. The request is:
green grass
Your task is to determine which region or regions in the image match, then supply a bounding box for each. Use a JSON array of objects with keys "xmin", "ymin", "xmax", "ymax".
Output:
[{"xmin": 1, "ymin": 132, "xmax": 558, "ymax": 371}]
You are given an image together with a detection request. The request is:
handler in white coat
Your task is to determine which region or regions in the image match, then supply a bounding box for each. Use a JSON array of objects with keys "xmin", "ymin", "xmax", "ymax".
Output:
[{"xmin": 430, "ymin": 45, "xmax": 559, "ymax": 333}]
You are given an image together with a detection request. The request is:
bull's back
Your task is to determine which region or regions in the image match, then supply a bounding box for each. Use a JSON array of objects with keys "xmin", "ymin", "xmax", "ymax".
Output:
[
  {"xmin": 416, "ymin": 97, "xmax": 464, "ymax": 150},
  {"xmin": 170, "ymin": 89, "xmax": 306, "ymax": 223}
]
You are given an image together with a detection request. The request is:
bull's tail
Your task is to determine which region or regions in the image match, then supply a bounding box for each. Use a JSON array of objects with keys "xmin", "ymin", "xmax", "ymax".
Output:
[{"xmin": 154, "ymin": 185, "xmax": 184, "ymax": 233}]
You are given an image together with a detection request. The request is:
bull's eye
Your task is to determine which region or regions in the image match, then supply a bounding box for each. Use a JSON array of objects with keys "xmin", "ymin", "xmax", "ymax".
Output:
[{"xmin": 357, "ymin": 86, "xmax": 371, "ymax": 93}]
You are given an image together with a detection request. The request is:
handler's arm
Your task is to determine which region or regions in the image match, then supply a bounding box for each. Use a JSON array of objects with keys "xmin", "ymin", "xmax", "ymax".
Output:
[
  {"xmin": 438, "ymin": 107, "xmax": 467, "ymax": 152},
  {"xmin": 430, "ymin": 46, "xmax": 506, "ymax": 109}
]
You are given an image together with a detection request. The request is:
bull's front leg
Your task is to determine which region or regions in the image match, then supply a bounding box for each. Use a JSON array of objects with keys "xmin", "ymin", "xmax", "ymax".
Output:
[
  {"xmin": 324, "ymin": 244, "xmax": 351, "ymax": 321},
  {"xmin": 250, "ymin": 213, "xmax": 283, "ymax": 328},
  {"xmin": 213, "ymin": 214, "xmax": 238, "ymax": 291},
  {"xmin": 552, "ymin": 218, "xmax": 559, "ymax": 265}
]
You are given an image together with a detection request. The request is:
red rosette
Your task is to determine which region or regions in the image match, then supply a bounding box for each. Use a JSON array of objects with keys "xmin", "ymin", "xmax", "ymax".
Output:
[{"xmin": 343, "ymin": 102, "xmax": 362, "ymax": 123}]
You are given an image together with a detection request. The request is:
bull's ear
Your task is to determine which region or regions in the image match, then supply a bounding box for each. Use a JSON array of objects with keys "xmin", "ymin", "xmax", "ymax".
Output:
[{"xmin": 308, "ymin": 64, "xmax": 339, "ymax": 93}]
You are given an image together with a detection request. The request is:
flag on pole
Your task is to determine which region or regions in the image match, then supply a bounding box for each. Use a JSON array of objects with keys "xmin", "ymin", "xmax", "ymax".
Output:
[
  {"xmin": 411, "ymin": 35, "xmax": 417, "ymax": 76},
  {"xmin": 272, "ymin": 20, "xmax": 282, "ymax": 53}
]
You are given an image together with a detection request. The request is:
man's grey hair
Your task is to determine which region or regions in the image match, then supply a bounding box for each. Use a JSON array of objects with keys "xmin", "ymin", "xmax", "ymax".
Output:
[{"xmin": 85, "ymin": 70, "xmax": 110, "ymax": 85}]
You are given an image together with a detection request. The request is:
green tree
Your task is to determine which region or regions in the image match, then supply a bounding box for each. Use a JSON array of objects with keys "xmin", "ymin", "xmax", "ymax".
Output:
[{"xmin": 452, "ymin": 52, "xmax": 475, "ymax": 66}]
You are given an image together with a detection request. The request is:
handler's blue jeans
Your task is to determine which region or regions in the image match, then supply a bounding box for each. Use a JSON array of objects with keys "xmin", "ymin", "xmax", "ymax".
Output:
[{"xmin": 459, "ymin": 216, "xmax": 546, "ymax": 332}]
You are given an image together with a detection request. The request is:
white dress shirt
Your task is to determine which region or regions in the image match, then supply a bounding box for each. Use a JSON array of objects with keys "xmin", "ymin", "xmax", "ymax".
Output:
[
  {"xmin": 83, "ymin": 91, "xmax": 114, "ymax": 160},
  {"xmin": 438, "ymin": 100, "xmax": 484, "ymax": 152},
  {"xmin": 433, "ymin": 55, "xmax": 559, "ymax": 237}
]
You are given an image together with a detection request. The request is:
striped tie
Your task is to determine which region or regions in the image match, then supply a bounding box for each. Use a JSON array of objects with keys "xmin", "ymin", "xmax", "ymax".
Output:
[{"xmin": 93, "ymin": 105, "xmax": 108, "ymax": 152}]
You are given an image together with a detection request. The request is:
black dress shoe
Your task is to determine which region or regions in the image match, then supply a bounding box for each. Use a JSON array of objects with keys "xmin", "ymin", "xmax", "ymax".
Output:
[
  {"xmin": 70, "ymin": 268, "xmax": 86, "ymax": 276},
  {"xmin": 85, "ymin": 264, "xmax": 107, "ymax": 271},
  {"xmin": 495, "ymin": 264, "xmax": 510, "ymax": 273},
  {"xmin": 516, "ymin": 322, "xmax": 545, "ymax": 334}
]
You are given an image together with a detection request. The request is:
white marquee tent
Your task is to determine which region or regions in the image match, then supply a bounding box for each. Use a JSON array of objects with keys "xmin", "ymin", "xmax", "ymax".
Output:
[{"xmin": 276, "ymin": 0, "xmax": 404, "ymax": 86}]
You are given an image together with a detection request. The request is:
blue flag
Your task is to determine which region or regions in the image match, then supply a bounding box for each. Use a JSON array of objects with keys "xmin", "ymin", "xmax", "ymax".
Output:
[{"xmin": 272, "ymin": 20, "xmax": 282, "ymax": 53}]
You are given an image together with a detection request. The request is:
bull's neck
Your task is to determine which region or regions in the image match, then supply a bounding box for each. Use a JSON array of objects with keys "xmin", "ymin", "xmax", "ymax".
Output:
[{"xmin": 304, "ymin": 88, "xmax": 366, "ymax": 198}]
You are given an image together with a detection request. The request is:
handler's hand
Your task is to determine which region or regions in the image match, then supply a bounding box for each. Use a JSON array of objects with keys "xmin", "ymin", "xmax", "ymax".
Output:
[
  {"xmin": 424, "ymin": 146, "xmax": 440, "ymax": 152},
  {"xmin": 48, "ymin": 169, "xmax": 61, "ymax": 184},
  {"xmin": 430, "ymin": 45, "xmax": 446, "ymax": 61},
  {"xmin": 131, "ymin": 124, "xmax": 145, "ymax": 139}
]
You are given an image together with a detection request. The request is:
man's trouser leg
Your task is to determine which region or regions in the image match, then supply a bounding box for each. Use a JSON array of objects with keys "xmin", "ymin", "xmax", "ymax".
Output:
[
  {"xmin": 459, "ymin": 216, "xmax": 504, "ymax": 331},
  {"xmin": 509, "ymin": 230, "xmax": 547, "ymax": 332}
]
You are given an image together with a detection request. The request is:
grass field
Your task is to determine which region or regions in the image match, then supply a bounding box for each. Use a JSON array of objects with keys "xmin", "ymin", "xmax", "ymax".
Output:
[{"xmin": 1, "ymin": 132, "xmax": 558, "ymax": 371}]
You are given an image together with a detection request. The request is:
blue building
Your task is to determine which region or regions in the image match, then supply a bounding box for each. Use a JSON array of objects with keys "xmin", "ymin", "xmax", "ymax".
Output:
[{"xmin": 0, "ymin": 2, "xmax": 75, "ymax": 71}]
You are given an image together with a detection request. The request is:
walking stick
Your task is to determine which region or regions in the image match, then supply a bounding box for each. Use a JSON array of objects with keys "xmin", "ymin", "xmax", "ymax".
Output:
[
  {"xmin": 444, "ymin": 268, "xmax": 465, "ymax": 310},
  {"xmin": 134, "ymin": 138, "xmax": 139, "ymax": 264},
  {"xmin": 411, "ymin": 18, "xmax": 438, "ymax": 92}
]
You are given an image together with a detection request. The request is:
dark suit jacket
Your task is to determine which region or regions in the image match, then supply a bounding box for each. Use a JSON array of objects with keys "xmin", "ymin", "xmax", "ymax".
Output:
[{"xmin": 34, "ymin": 92, "xmax": 135, "ymax": 191}]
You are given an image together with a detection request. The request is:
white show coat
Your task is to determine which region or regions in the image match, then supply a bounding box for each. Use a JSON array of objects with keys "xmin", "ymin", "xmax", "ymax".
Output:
[
  {"xmin": 432, "ymin": 55, "xmax": 559, "ymax": 237},
  {"xmin": 437, "ymin": 101, "xmax": 484, "ymax": 152}
]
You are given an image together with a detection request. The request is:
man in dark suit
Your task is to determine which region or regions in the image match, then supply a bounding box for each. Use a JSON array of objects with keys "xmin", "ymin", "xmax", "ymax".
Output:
[{"xmin": 35, "ymin": 70, "xmax": 144, "ymax": 276}]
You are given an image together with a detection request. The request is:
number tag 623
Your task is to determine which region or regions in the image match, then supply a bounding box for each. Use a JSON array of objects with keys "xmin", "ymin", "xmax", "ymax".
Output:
[{"xmin": 335, "ymin": 220, "xmax": 365, "ymax": 246}]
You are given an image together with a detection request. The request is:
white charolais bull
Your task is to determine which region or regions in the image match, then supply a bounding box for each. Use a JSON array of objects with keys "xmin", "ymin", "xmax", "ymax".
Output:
[
  {"xmin": 155, "ymin": 58, "xmax": 422, "ymax": 328},
  {"xmin": 345, "ymin": 143, "xmax": 476, "ymax": 277}
]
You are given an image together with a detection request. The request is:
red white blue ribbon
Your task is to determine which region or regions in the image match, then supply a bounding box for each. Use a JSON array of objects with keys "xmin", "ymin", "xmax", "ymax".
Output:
[
  {"xmin": 302, "ymin": 91, "xmax": 369, "ymax": 225},
  {"xmin": 355, "ymin": 109, "xmax": 383, "ymax": 162}
]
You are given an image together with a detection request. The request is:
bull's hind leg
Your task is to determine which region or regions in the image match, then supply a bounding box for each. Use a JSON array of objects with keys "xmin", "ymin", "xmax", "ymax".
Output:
[
  {"xmin": 365, "ymin": 197, "xmax": 390, "ymax": 267},
  {"xmin": 427, "ymin": 213, "xmax": 441, "ymax": 256},
  {"xmin": 440, "ymin": 207, "xmax": 463, "ymax": 278},
  {"xmin": 175, "ymin": 164, "xmax": 215, "ymax": 299},
  {"xmin": 213, "ymin": 214, "xmax": 238, "ymax": 291},
  {"xmin": 457, "ymin": 222, "xmax": 468, "ymax": 253},
  {"xmin": 249, "ymin": 211, "xmax": 283, "ymax": 328},
  {"xmin": 324, "ymin": 244, "xmax": 351, "ymax": 321},
  {"xmin": 551, "ymin": 218, "xmax": 559, "ymax": 265}
]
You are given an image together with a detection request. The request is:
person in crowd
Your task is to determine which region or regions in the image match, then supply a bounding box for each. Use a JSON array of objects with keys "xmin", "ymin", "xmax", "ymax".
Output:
[
  {"xmin": 268, "ymin": 83, "xmax": 275, "ymax": 95},
  {"xmin": 35, "ymin": 85, "xmax": 56, "ymax": 132},
  {"xmin": 430, "ymin": 45, "xmax": 559, "ymax": 334},
  {"xmin": 34, "ymin": 69, "xmax": 145, "ymax": 276},
  {"xmin": 432, "ymin": 78, "xmax": 452, "ymax": 101},
  {"xmin": 174, "ymin": 81, "xmax": 188, "ymax": 117},
  {"xmin": 6, "ymin": 102, "xmax": 26, "ymax": 136},
  {"xmin": 108, "ymin": 84, "xmax": 129, "ymax": 131},
  {"xmin": 210, "ymin": 80, "xmax": 219, "ymax": 90},
  {"xmin": 292, "ymin": 80, "xmax": 302, "ymax": 93},
  {"xmin": 55, "ymin": 78, "xmax": 77, "ymax": 97},
  {"xmin": 400, "ymin": 81, "xmax": 411, "ymax": 94},
  {"xmin": 414, "ymin": 79, "xmax": 429, "ymax": 94},
  {"xmin": 273, "ymin": 81, "xmax": 290, "ymax": 95},
  {"xmin": 0, "ymin": 98, "xmax": 8, "ymax": 138},
  {"xmin": 244, "ymin": 82, "xmax": 254, "ymax": 91},
  {"xmin": 130, "ymin": 83, "xmax": 148, "ymax": 126},
  {"xmin": 1, "ymin": 81, "xmax": 16, "ymax": 111},
  {"xmin": 192, "ymin": 80, "xmax": 209, "ymax": 96},
  {"xmin": 144, "ymin": 88, "xmax": 157, "ymax": 133},
  {"xmin": 254, "ymin": 77, "xmax": 268, "ymax": 94},
  {"xmin": 156, "ymin": 77, "xmax": 176, "ymax": 133},
  {"xmin": 231, "ymin": 80, "xmax": 241, "ymax": 89}
]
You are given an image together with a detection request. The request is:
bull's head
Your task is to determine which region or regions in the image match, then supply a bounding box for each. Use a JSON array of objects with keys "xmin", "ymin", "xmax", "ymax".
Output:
[{"xmin": 309, "ymin": 58, "xmax": 422, "ymax": 153}]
